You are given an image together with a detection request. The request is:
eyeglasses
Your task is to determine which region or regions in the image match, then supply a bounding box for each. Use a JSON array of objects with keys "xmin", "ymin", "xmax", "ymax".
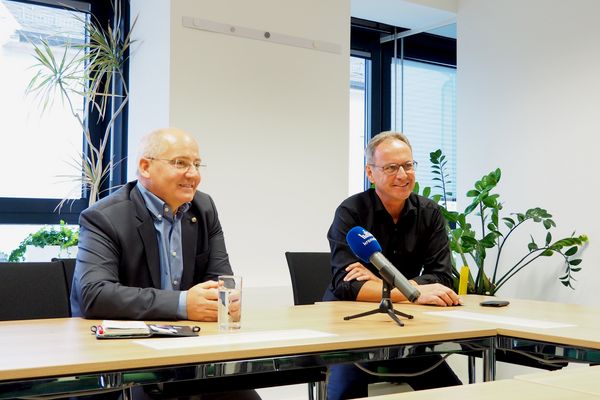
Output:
[
  {"xmin": 147, "ymin": 157, "xmax": 206, "ymax": 173},
  {"xmin": 368, "ymin": 161, "xmax": 417, "ymax": 175}
]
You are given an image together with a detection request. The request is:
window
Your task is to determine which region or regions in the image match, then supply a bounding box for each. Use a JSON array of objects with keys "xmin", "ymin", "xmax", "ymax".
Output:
[
  {"xmin": 392, "ymin": 59, "xmax": 457, "ymax": 201},
  {"xmin": 349, "ymin": 55, "xmax": 370, "ymax": 195},
  {"xmin": 0, "ymin": 0, "xmax": 129, "ymax": 257},
  {"xmin": 0, "ymin": 0, "xmax": 129, "ymax": 223},
  {"xmin": 0, "ymin": 1, "xmax": 87, "ymax": 201},
  {"xmin": 350, "ymin": 18, "xmax": 457, "ymax": 201}
]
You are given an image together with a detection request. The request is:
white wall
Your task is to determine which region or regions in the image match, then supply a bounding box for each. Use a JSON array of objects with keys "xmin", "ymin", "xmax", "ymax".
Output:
[
  {"xmin": 129, "ymin": 0, "xmax": 350, "ymax": 289},
  {"xmin": 128, "ymin": 0, "xmax": 600, "ymax": 302},
  {"xmin": 457, "ymin": 0, "xmax": 600, "ymax": 305},
  {"xmin": 128, "ymin": 0, "xmax": 171, "ymax": 176}
]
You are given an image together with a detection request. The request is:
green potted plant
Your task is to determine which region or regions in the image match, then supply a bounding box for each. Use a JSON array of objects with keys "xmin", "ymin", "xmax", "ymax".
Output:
[
  {"xmin": 415, "ymin": 149, "xmax": 588, "ymax": 295},
  {"xmin": 26, "ymin": 1, "xmax": 136, "ymax": 209},
  {"xmin": 8, "ymin": 220, "xmax": 79, "ymax": 262}
]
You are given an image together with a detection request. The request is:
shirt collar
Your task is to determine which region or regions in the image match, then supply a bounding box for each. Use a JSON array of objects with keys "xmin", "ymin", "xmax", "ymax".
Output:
[
  {"xmin": 370, "ymin": 188, "xmax": 417, "ymax": 221},
  {"xmin": 136, "ymin": 182, "xmax": 191, "ymax": 222}
]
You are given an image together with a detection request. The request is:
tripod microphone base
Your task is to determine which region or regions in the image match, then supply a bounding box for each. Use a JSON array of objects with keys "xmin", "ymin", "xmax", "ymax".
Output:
[{"xmin": 344, "ymin": 298, "xmax": 413, "ymax": 327}]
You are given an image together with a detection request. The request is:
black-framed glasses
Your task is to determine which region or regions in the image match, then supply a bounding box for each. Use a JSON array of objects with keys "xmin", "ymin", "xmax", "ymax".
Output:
[
  {"xmin": 147, "ymin": 157, "xmax": 206, "ymax": 173},
  {"xmin": 368, "ymin": 161, "xmax": 417, "ymax": 175}
]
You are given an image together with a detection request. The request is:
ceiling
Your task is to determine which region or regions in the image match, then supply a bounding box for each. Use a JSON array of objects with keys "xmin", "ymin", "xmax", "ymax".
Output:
[{"xmin": 351, "ymin": 0, "xmax": 457, "ymax": 38}]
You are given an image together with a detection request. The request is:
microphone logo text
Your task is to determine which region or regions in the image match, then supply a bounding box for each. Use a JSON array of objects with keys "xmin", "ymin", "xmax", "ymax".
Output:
[
  {"xmin": 358, "ymin": 230, "xmax": 375, "ymax": 246},
  {"xmin": 358, "ymin": 231, "xmax": 372, "ymax": 240}
]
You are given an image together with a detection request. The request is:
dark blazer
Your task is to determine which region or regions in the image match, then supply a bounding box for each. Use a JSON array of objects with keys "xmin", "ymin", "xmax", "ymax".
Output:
[{"xmin": 70, "ymin": 181, "xmax": 233, "ymax": 319}]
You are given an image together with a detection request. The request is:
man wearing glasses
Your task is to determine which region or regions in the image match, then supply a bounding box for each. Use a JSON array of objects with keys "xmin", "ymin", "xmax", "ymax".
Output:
[
  {"xmin": 71, "ymin": 127, "xmax": 261, "ymax": 399},
  {"xmin": 324, "ymin": 131, "xmax": 461, "ymax": 400},
  {"xmin": 71, "ymin": 127, "xmax": 231, "ymax": 322}
]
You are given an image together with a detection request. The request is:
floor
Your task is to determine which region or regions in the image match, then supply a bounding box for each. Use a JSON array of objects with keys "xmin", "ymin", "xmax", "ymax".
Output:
[
  {"xmin": 256, "ymin": 384, "xmax": 308, "ymax": 400},
  {"xmin": 256, "ymin": 382, "xmax": 411, "ymax": 400}
]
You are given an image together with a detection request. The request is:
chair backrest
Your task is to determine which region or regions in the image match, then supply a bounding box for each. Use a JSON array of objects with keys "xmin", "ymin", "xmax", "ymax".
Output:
[
  {"xmin": 285, "ymin": 252, "xmax": 332, "ymax": 305},
  {"xmin": 0, "ymin": 261, "xmax": 71, "ymax": 321},
  {"xmin": 53, "ymin": 258, "xmax": 76, "ymax": 296}
]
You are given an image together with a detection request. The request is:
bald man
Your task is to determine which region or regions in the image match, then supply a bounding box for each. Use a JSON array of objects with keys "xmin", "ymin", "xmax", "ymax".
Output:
[
  {"xmin": 71, "ymin": 128, "xmax": 261, "ymax": 399},
  {"xmin": 71, "ymin": 127, "xmax": 232, "ymax": 321}
]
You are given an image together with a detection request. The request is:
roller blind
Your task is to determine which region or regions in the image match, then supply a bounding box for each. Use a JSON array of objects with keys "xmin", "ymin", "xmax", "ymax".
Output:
[{"xmin": 392, "ymin": 59, "xmax": 457, "ymax": 202}]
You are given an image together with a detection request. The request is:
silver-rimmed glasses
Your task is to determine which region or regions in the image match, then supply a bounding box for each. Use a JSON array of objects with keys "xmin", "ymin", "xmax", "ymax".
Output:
[
  {"xmin": 147, "ymin": 157, "xmax": 206, "ymax": 173},
  {"xmin": 368, "ymin": 161, "xmax": 417, "ymax": 175}
]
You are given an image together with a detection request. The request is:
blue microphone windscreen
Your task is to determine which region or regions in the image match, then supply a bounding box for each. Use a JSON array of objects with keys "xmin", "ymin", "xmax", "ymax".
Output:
[{"xmin": 346, "ymin": 226, "xmax": 382, "ymax": 263}]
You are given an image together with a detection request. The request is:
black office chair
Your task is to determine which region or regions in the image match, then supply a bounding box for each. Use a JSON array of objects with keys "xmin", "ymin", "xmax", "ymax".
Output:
[
  {"xmin": 0, "ymin": 261, "xmax": 70, "ymax": 320},
  {"xmin": 285, "ymin": 252, "xmax": 332, "ymax": 305},
  {"xmin": 0, "ymin": 260, "xmax": 131, "ymax": 398},
  {"xmin": 285, "ymin": 252, "xmax": 332, "ymax": 400}
]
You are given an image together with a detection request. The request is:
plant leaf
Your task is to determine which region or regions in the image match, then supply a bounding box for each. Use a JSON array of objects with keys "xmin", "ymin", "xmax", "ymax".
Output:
[
  {"xmin": 564, "ymin": 246, "xmax": 578, "ymax": 256},
  {"xmin": 464, "ymin": 202, "xmax": 478, "ymax": 214},
  {"xmin": 423, "ymin": 186, "xmax": 431, "ymax": 198}
]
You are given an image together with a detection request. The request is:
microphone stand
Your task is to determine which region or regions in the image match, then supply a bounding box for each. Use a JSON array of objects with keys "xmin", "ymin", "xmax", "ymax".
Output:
[{"xmin": 343, "ymin": 280, "xmax": 414, "ymax": 327}]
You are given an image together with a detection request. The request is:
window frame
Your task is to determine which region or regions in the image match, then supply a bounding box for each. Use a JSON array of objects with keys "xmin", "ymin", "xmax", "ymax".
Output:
[{"xmin": 0, "ymin": 0, "xmax": 130, "ymax": 225}]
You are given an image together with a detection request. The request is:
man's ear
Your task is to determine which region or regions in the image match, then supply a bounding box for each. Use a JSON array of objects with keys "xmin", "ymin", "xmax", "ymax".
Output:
[
  {"xmin": 365, "ymin": 164, "xmax": 374, "ymax": 184},
  {"xmin": 138, "ymin": 158, "xmax": 151, "ymax": 178}
]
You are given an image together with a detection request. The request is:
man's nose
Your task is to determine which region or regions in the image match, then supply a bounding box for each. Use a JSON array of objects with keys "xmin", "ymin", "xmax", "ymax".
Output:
[
  {"xmin": 185, "ymin": 166, "xmax": 200, "ymax": 176},
  {"xmin": 395, "ymin": 166, "xmax": 408, "ymax": 177}
]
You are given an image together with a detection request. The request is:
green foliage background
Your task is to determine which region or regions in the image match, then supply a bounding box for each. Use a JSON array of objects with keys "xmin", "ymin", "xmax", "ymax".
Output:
[
  {"xmin": 9, "ymin": 221, "xmax": 78, "ymax": 262},
  {"xmin": 415, "ymin": 150, "xmax": 588, "ymax": 295}
]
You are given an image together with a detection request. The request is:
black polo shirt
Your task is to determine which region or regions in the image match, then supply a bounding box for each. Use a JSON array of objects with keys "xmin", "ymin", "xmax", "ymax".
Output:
[{"xmin": 323, "ymin": 189, "xmax": 453, "ymax": 301}]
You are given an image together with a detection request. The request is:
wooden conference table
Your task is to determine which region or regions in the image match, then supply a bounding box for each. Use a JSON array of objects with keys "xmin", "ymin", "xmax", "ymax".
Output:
[{"xmin": 1, "ymin": 295, "xmax": 600, "ymax": 398}]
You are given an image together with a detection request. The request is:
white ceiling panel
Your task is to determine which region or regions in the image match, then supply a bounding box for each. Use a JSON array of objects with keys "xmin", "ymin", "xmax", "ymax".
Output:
[{"xmin": 352, "ymin": 0, "xmax": 456, "ymax": 38}]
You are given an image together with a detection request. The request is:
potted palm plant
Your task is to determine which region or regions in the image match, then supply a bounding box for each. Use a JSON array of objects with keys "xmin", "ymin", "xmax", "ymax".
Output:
[
  {"xmin": 415, "ymin": 149, "xmax": 588, "ymax": 295},
  {"xmin": 26, "ymin": 0, "xmax": 136, "ymax": 209}
]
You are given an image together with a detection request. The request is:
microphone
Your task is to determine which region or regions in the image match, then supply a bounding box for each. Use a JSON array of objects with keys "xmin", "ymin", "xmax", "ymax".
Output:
[{"xmin": 346, "ymin": 226, "xmax": 421, "ymax": 303}]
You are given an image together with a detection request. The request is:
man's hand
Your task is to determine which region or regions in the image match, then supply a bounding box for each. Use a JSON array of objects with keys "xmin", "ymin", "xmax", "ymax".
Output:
[
  {"xmin": 344, "ymin": 262, "xmax": 382, "ymax": 283},
  {"xmin": 413, "ymin": 283, "xmax": 461, "ymax": 306},
  {"xmin": 186, "ymin": 280, "xmax": 219, "ymax": 321}
]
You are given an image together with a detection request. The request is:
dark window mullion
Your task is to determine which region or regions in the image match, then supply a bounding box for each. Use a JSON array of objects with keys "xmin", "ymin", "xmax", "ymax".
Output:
[{"xmin": 0, "ymin": 198, "xmax": 84, "ymax": 224}]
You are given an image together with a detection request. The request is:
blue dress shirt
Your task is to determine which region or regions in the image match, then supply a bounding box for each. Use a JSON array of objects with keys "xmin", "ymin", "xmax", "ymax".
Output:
[{"xmin": 137, "ymin": 182, "xmax": 190, "ymax": 319}]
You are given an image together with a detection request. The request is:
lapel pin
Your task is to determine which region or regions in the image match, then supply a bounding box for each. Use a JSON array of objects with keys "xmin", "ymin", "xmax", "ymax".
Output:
[{"xmin": 191, "ymin": 217, "xmax": 197, "ymax": 223}]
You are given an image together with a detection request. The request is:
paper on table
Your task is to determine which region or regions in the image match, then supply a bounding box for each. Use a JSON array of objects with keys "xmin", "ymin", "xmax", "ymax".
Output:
[
  {"xmin": 425, "ymin": 310, "xmax": 575, "ymax": 329},
  {"xmin": 100, "ymin": 320, "xmax": 151, "ymax": 335},
  {"xmin": 134, "ymin": 329, "xmax": 336, "ymax": 350}
]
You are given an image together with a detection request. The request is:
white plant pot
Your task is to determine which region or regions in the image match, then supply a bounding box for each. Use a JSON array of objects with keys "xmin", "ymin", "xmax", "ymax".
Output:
[{"xmin": 24, "ymin": 245, "xmax": 78, "ymax": 262}]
